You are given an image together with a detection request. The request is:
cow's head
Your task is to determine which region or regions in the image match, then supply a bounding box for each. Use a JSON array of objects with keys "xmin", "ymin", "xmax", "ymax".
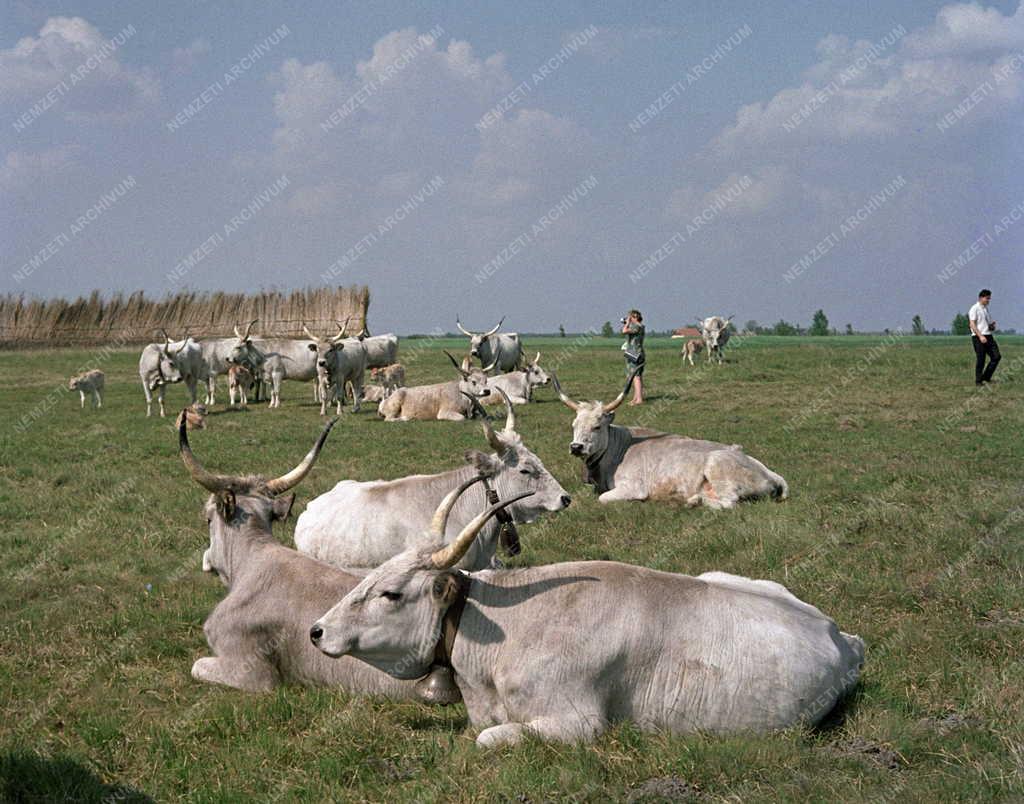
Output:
[
  {"xmin": 304, "ymin": 322, "xmax": 348, "ymax": 370},
  {"xmin": 226, "ymin": 319, "xmax": 261, "ymax": 369},
  {"xmin": 445, "ymin": 350, "xmax": 492, "ymax": 398},
  {"xmin": 552, "ymin": 370, "xmax": 638, "ymax": 459},
  {"xmin": 179, "ymin": 412, "xmax": 336, "ymax": 586},
  {"xmin": 153, "ymin": 331, "xmax": 186, "ymax": 387},
  {"xmin": 701, "ymin": 315, "xmax": 733, "ymax": 348},
  {"xmin": 456, "ymin": 316, "xmax": 503, "ymax": 358},
  {"xmin": 310, "ymin": 476, "xmax": 529, "ymax": 678},
  {"xmin": 463, "ymin": 389, "xmax": 571, "ymax": 522},
  {"xmin": 524, "ymin": 352, "xmax": 550, "ymax": 389}
]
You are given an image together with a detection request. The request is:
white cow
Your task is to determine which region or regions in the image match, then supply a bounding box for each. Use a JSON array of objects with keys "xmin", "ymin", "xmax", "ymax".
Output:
[
  {"xmin": 456, "ymin": 317, "xmax": 524, "ymax": 373},
  {"xmin": 69, "ymin": 370, "xmax": 104, "ymax": 408},
  {"xmin": 481, "ymin": 352, "xmax": 549, "ymax": 405},
  {"xmin": 701, "ymin": 316, "xmax": 733, "ymax": 364},
  {"xmin": 310, "ymin": 478, "xmax": 864, "ymax": 747}
]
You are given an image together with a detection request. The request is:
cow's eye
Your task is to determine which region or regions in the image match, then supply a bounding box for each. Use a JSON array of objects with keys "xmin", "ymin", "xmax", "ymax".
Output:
[
  {"xmin": 519, "ymin": 468, "xmax": 531, "ymax": 475},
  {"xmin": 380, "ymin": 591, "xmax": 402, "ymax": 601}
]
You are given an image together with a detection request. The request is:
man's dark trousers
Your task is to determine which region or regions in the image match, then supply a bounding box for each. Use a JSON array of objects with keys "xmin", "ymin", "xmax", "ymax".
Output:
[{"xmin": 972, "ymin": 335, "xmax": 1001, "ymax": 384}]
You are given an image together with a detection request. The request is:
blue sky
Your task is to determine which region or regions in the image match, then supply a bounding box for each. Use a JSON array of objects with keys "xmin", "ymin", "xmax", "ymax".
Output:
[{"xmin": 2, "ymin": 0, "xmax": 1021, "ymax": 333}]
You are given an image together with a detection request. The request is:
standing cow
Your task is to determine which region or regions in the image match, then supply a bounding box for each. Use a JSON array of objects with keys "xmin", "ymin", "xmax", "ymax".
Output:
[
  {"xmin": 681, "ymin": 339, "xmax": 703, "ymax": 366},
  {"xmin": 138, "ymin": 332, "xmax": 202, "ymax": 417},
  {"xmin": 701, "ymin": 315, "xmax": 733, "ymax": 364},
  {"xmin": 69, "ymin": 370, "xmax": 105, "ymax": 408},
  {"xmin": 309, "ymin": 477, "xmax": 864, "ymax": 747},
  {"xmin": 552, "ymin": 371, "xmax": 788, "ymax": 506},
  {"xmin": 295, "ymin": 390, "xmax": 570, "ymax": 571},
  {"xmin": 456, "ymin": 317, "xmax": 524, "ymax": 373},
  {"xmin": 303, "ymin": 324, "xmax": 367, "ymax": 414},
  {"xmin": 358, "ymin": 330, "xmax": 399, "ymax": 369}
]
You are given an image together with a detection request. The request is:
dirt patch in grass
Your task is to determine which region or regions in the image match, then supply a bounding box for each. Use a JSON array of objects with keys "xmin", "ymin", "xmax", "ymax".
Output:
[{"xmin": 627, "ymin": 775, "xmax": 702, "ymax": 801}]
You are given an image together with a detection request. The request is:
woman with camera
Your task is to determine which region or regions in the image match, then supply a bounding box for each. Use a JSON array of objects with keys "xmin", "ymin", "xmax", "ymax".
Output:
[{"xmin": 621, "ymin": 309, "xmax": 645, "ymax": 405}]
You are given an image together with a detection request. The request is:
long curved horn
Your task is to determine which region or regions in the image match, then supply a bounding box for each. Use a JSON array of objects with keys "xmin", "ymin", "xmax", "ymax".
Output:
[
  {"xmin": 534, "ymin": 352, "xmax": 541, "ymax": 365},
  {"xmin": 179, "ymin": 413, "xmax": 235, "ymax": 492},
  {"xmin": 462, "ymin": 392, "xmax": 504, "ymax": 451},
  {"xmin": 264, "ymin": 418, "xmax": 338, "ymax": 495},
  {"xmin": 550, "ymin": 372, "xmax": 579, "ymax": 411},
  {"xmin": 603, "ymin": 367, "xmax": 640, "ymax": 413},
  {"xmin": 429, "ymin": 474, "xmax": 486, "ymax": 538},
  {"xmin": 496, "ymin": 386, "xmax": 516, "ymax": 432},
  {"xmin": 302, "ymin": 324, "xmax": 319, "ymax": 342},
  {"xmin": 243, "ymin": 319, "xmax": 258, "ymax": 340},
  {"xmin": 331, "ymin": 321, "xmax": 348, "ymax": 342},
  {"xmin": 431, "ymin": 491, "xmax": 534, "ymax": 568},
  {"xmin": 483, "ymin": 317, "xmax": 504, "ymax": 337},
  {"xmin": 481, "ymin": 359, "xmax": 498, "ymax": 373},
  {"xmin": 445, "ymin": 350, "xmax": 470, "ymax": 377},
  {"xmin": 234, "ymin": 325, "xmax": 242, "ymax": 339},
  {"xmin": 456, "ymin": 317, "xmax": 473, "ymax": 337}
]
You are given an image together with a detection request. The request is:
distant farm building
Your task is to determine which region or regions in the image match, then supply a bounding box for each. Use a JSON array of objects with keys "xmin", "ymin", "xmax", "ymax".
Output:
[{"xmin": 671, "ymin": 327, "xmax": 702, "ymax": 339}]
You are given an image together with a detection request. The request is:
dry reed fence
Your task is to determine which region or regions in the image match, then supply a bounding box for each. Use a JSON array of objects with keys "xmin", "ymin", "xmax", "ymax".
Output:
[{"xmin": 0, "ymin": 287, "xmax": 370, "ymax": 348}]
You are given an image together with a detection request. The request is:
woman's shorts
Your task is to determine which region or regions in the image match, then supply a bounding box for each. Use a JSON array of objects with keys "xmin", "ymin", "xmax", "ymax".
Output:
[{"xmin": 625, "ymin": 355, "xmax": 645, "ymax": 377}]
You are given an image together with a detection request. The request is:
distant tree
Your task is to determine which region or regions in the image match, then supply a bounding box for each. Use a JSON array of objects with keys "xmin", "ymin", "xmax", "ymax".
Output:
[
  {"xmin": 601, "ymin": 321, "xmax": 615, "ymax": 338},
  {"xmin": 809, "ymin": 309, "xmax": 830, "ymax": 336},
  {"xmin": 912, "ymin": 315, "xmax": 925, "ymax": 335},
  {"xmin": 772, "ymin": 320, "xmax": 798, "ymax": 336},
  {"xmin": 845, "ymin": 323, "xmax": 854, "ymax": 335},
  {"xmin": 559, "ymin": 324, "xmax": 566, "ymax": 338},
  {"xmin": 951, "ymin": 313, "xmax": 970, "ymax": 335},
  {"xmin": 744, "ymin": 319, "xmax": 759, "ymax": 333}
]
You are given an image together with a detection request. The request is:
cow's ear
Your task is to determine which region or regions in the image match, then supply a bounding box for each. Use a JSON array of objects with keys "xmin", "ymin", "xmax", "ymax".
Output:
[
  {"xmin": 307, "ymin": 343, "xmax": 317, "ymax": 352},
  {"xmin": 464, "ymin": 450, "xmax": 500, "ymax": 476},
  {"xmin": 431, "ymin": 572, "xmax": 461, "ymax": 606},
  {"xmin": 271, "ymin": 493, "xmax": 295, "ymax": 521},
  {"xmin": 217, "ymin": 490, "xmax": 236, "ymax": 520}
]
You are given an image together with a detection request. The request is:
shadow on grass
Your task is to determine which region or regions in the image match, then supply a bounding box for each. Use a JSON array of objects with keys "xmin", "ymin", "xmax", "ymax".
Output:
[
  {"xmin": 0, "ymin": 751, "xmax": 153, "ymax": 802},
  {"xmin": 810, "ymin": 682, "xmax": 864, "ymax": 735}
]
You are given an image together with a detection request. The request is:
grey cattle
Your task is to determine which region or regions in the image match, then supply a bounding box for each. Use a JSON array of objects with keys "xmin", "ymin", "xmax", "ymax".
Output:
[
  {"xmin": 303, "ymin": 324, "xmax": 367, "ymax": 414},
  {"xmin": 358, "ymin": 331, "xmax": 399, "ymax": 368},
  {"xmin": 69, "ymin": 369, "xmax": 105, "ymax": 408},
  {"xmin": 310, "ymin": 477, "xmax": 864, "ymax": 747},
  {"xmin": 456, "ymin": 317, "xmax": 524, "ymax": 373},
  {"xmin": 245, "ymin": 335, "xmax": 319, "ymax": 408},
  {"xmin": 138, "ymin": 333, "xmax": 202, "ymax": 417},
  {"xmin": 377, "ymin": 352, "xmax": 493, "ymax": 421},
  {"xmin": 701, "ymin": 315, "xmax": 733, "ymax": 364},
  {"xmin": 198, "ymin": 320, "xmax": 260, "ymax": 405},
  {"xmin": 553, "ymin": 371, "xmax": 788, "ymax": 506},
  {"xmin": 481, "ymin": 352, "xmax": 549, "ymax": 405},
  {"xmin": 177, "ymin": 415, "xmax": 440, "ymax": 701},
  {"xmin": 295, "ymin": 390, "xmax": 570, "ymax": 571}
]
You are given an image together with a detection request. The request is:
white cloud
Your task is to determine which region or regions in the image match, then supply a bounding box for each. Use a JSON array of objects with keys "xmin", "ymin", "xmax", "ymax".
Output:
[
  {"xmin": 0, "ymin": 16, "xmax": 157, "ymax": 121},
  {"xmin": 903, "ymin": 1, "xmax": 1024, "ymax": 56},
  {"xmin": 172, "ymin": 37, "xmax": 211, "ymax": 73},
  {"xmin": 0, "ymin": 145, "xmax": 80, "ymax": 190}
]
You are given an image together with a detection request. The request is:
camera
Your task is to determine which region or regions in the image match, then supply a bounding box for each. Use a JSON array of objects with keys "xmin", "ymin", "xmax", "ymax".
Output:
[{"xmin": 620, "ymin": 317, "xmax": 628, "ymax": 324}]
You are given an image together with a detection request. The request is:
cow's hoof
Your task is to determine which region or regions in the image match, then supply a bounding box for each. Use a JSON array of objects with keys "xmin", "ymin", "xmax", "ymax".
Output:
[{"xmin": 415, "ymin": 665, "xmax": 462, "ymax": 705}]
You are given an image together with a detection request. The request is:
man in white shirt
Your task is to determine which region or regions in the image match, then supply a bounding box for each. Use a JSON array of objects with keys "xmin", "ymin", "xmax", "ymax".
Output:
[{"xmin": 968, "ymin": 288, "xmax": 1000, "ymax": 385}]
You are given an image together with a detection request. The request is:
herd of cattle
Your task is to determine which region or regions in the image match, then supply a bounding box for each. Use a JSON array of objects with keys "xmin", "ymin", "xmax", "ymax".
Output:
[
  {"xmin": 66, "ymin": 314, "xmax": 864, "ymax": 746},
  {"xmin": 139, "ymin": 314, "xmax": 866, "ymax": 748}
]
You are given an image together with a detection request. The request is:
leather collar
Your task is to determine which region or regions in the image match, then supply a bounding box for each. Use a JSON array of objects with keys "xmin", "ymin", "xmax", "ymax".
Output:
[{"xmin": 433, "ymin": 571, "xmax": 471, "ymax": 668}]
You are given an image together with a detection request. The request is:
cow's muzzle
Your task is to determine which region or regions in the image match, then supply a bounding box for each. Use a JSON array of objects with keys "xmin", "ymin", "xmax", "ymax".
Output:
[{"xmin": 570, "ymin": 443, "xmax": 585, "ymax": 456}]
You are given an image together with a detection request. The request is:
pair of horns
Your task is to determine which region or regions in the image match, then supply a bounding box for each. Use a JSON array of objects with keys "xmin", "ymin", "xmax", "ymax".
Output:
[
  {"xmin": 233, "ymin": 319, "xmax": 258, "ymax": 340},
  {"xmin": 552, "ymin": 367, "xmax": 640, "ymax": 414},
  {"xmin": 303, "ymin": 319, "xmax": 348, "ymax": 344},
  {"xmin": 179, "ymin": 414, "xmax": 336, "ymax": 496},
  {"xmin": 461, "ymin": 387, "xmax": 516, "ymax": 449},
  {"xmin": 456, "ymin": 316, "xmax": 503, "ymax": 338},
  {"xmin": 427, "ymin": 474, "xmax": 532, "ymax": 568},
  {"xmin": 161, "ymin": 328, "xmax": 188, "ymax": 356},
  {"xmin": 445, "ymin": 350, "xmax": 497, "ymax": 376}
]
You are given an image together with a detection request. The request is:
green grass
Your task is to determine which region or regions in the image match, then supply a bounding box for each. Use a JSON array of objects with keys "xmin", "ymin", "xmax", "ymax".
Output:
[{"xmin": 1, "ymin": 335, "xmax": 1022, "ymax": 802}]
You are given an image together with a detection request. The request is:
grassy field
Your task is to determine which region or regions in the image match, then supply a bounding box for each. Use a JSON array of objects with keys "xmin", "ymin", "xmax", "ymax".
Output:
[{"xmin": 1, "ymin": 334, "xmax": 1022, "ymax": 802}]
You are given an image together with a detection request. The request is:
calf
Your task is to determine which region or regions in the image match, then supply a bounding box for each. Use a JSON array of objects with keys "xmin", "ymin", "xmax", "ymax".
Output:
[
  {"xmin": 227, "ymin": 363, "xmax": 254, "ymax": 407},
  {"xmin": 681, "ymin": 339, "xmax": 703, "ymax": 366},
  {"xmin": 370, "ymin": 363, "xmax": 405, "ymax": 394},
  {"xmin": 69, "ymin": 369, "xmax": 105, "ymax": 408},
  {"xmin": 311, "ymin": 477, "xmax": 863, "ymax": 747},
  {"xmin": 178, "ymin": 415, "xmax": 457, "ymax": 702},
  {"xmin": 378, "ymin": 352, "xmax": 493, "ymax": 422},
  {"xmin": 482, "ymin": 352, "xmax": 549, "ymax": 405}
]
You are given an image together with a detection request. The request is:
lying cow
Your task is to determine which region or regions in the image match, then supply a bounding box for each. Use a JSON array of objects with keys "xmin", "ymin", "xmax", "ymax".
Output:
[
  {"xmin": 378, "ymin": 352, "xmax": 493, "ymax": 421},
  {"xmin": 481, "ymin": 352, "xmax": 549, "ymax": 405},
  {"xmin": 681, "ymin": 339, "xmax": 703, "ymax": 366},
  {"xmin": 295, "ymin": 389, "xmax": 570, "ymax": 571},
  {"xmin": 69, "ymin": 369, "xmax": 104, "ymax": 408},
  {"xmin": 178, "ymin": 414, "xmax": 455, "ymax": 701},
  {"xmin": 310, "ymin": 476, "xmax": 864, "ymax": 747},
  {"xmin": 553, "ymin": 371, "xmax": 788, "ymax": 506}
]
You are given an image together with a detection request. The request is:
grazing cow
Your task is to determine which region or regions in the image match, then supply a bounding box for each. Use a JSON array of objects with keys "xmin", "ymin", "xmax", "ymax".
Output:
[
  {"xmin": 378, "ymin": 352, "xmax": 493, "ymax": 422},
  {"xmin": 552, "ymin": 371, "xmax": 788, "ymax": 506},
  {"xmin": 69, "ymin": 369, "xmax": 104, "ymax": 408},
  {"xmin": 482, "ymin": 352, "xmax": 549, "ymax": 405},
  {"xmin": 304, "ymin": 324, "xmax": 367, "ymax": 414},
  {"xmin": 227, "ymin": 363, "xmax": 253, "ymax": 407},
  {"xmin": 456, "ymin": 317, "xmax": 524, "ymax": 373},
  {"xmin": 295, "ymin": 390, "xmax": 570, "ymax": 571},
  {"xmin": 358, "ymin": 331, "xmax": 399, "ymax": 369},
  {"xmin": 701, "ymin": 315, "xmax": 733, "ymax": 364},
  {"xmin": 177, "ymin": 416, "xmax": 455, "ymax": 701},
  {"xmin": 310, "ymin": 478, "xmax": 864, "ymax": 747},
  {"xmin": 681, "ymin": 339, "xmax": 703, "ymax": 366},
  {"xmin": 370, "ymin": 363, "xmax": 405, "ymax": 394},
  {"xmin": 138, "ymin": 333, "xmax": 202, "ymax": 417}
]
